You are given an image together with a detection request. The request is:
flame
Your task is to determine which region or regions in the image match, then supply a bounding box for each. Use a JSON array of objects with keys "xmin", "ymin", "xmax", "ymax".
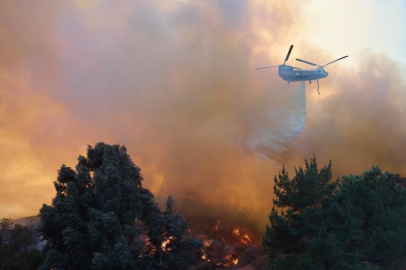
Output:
[
  {"xmin": 203, "ymin": 240, "xmax": 212, "ymax": 247},
  {"xmin": 214, "ymin": 219, "xmax": 221, "ymax": 231},
  {"xmin": 239, "ymin": 233, "xmax": 252, "ymax": 245},
  {"xmin": 221, "ymin": 254, "xmax": 239, "ymax": 267},
  {"xmin": 142, "ymin": 237, "xmax": 157, "ymax": 255},
  {"xmin": 201, "ymin": 247, "xmax": 210, "ymax": 261},
  {"xmin": 161, "ymin": 236, "xmax": 175, "ymax": 251},
  {"xmin": 196, "ymin": 220, "xmax": 260, "ymax": 266},
  {"xmin": 232, "ymin": 228, "xmax": 253, "ymax": 245},
  {"xmin": 244, "ymin": 233, "xmax": 251, "ymax": 241}
]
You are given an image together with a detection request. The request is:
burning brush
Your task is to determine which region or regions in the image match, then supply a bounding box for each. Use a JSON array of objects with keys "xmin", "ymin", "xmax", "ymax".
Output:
[{"xmin": 192, "ymin": 219, "xmax": 261, "ymax": 268}]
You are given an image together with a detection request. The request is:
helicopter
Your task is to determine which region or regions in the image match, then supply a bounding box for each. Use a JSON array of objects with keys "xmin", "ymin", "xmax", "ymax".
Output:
[{"xmin": 255, "ymin": 45, "xmax": 348, "ymax": 94}]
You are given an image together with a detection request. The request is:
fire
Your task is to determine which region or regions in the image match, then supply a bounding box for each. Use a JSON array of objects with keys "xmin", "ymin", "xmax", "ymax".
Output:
[
  {"xmin": 244, "ymin": 233, "xmax": 251, "ymax": 241},
  {"xmin": 203, "ymin": 240, "xmax": 212, "ymax": 247},
  {"xmin": 214, "ymin": 224, "xmax": 218, "ymax": 231},
  {"xmin": 213, "ymin": 219, "xmax": 221, "ymax": 231},
  {"xmin": 231, "ymin": 227, "xmax": 254, "ymax": 245},
  {"xmin": 201, "ymin": 247, "xmax": 211, "ymax": 261},
  {"xmin": 161, "ymin": 236, "xmax": 175, "ymax": 251},
  {"xmin": 191, "ymin": 219, "xmax": 261, "ymax": 267},
  {"xmin": 239, "ymin": 233, "xmax": 252, "ymax": 245},
  {"xmin": 221, "ymin": 254, "xmax": 239, "ymax": 267},
  {"xmin": 141, "ymin": 236, "xmax": 157, "ymax": 255}
]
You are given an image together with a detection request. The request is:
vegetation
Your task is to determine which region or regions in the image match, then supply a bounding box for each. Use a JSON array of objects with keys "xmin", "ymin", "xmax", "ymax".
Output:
[
  {"xmin": 0, "ymin": 218, "xmax": 44, "ymax": 270},
  {"xmin": 265, "ymin": 157, "xmax": 406, "ymax": 269},
  {"xmin": 39, "ymin": 142, "xmax": 202, "ymax": 270},
  {"xmin": 4, "ymin": 143, "xmax": 406, "ymax": 270}
]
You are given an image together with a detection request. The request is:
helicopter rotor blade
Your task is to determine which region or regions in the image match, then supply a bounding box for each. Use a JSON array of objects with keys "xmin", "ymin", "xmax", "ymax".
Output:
[
  {"xmin": 255, "ymin": 65, "xmax": 279, "ymax": 70},
  {"xmin": 283, "ymin": 45, "xmax": 294, "ymax": 64},
  {"xmin": 322, "ymin": 55, "xmax": 348, "ymax": 67},
  {"xmin": 296, "ymin": 58, "xmax": 319, "ymax": 66}
]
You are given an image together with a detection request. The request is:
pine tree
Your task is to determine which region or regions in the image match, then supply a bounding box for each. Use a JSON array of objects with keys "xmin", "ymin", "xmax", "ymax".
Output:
[
  {"xmin": 138, "ymin": 193, "xmax": 203, "ymax": 269},
  {"xmin": 265, "ymin": 159, "xmax": 406, "ymax": 270},
  {"xmin": 39, "ymin": 142, "xmax": 202, "ymax": 270},
  {"xmin": 265, "ymin": 157, "xmax": 338, "ymax": 256},
  {"xmin": 331, "ymin": 167, "xmax": 406, "ymax": 268},
  {"xmin": 39, "ymin": 143, "xmax": 142, "ymax": 270},
  {"xmin": 165, "ymin": 195, "xmax": 175, "ymax": 215},
  {"xmin": 273, "ymin": 156, "xmax": 338, "ymax": 211}
]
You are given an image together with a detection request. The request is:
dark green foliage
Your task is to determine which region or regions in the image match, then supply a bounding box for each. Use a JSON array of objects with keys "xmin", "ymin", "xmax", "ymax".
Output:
[
  {"xmin": 138, "ymin": 193, "xmax": 203, "ymax": 269},
  {"xmin": 265, "ymin": 159, "xmax": 406, "ymax": 270},
  {"xmin": 273, "ymin": 157, "xmax": 338, "ymax": 211},
  {"xmin": 39, "ymin": 142, "xmax": 202, "ymax": 270},
  {"xmin": 0, "ymin": 218, "xmax": 44, "ymax": 270},
  {"xmin": 166, "ymin": 195, "xmax": 175, "ymax": 215}
]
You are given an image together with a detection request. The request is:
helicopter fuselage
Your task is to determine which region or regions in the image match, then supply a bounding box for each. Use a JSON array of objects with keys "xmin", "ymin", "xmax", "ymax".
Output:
[
  {"xmin": 255, "ymin": 45, "xmax": 347, "ymax": 94},
  {"xmin": 278, "ymin": 65, "xmax": 328, "ymax": 82}
]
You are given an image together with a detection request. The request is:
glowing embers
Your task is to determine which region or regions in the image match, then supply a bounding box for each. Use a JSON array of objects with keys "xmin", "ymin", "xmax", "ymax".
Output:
[
  {"xmin": 232, "ymin": 228, "xmax": 252, "ymax": 245},
  {"xmin": 141, "ymin": 233, "xmax": 176, "ymax": 254},
  {"xmin": 142, "ymin": 236, "xmax": 156, "ymax": 255},
  {"xmin": 161, "ymin": 236, "xmax": 175, "ymax": 252},
  {"xmin": 198, "ymin": 220, "xmax": 260, "ymax": 267}
]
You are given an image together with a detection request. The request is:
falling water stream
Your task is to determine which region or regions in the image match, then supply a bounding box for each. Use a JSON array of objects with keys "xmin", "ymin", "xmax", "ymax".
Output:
[{"xmin": 242, "ymin": 81, "xmax": 306, "ymax": 162}]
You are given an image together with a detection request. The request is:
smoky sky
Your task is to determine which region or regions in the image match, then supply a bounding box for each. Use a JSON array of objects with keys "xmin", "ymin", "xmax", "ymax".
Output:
[{"xmin": 0, "ymin": 0, "xmax": 405, "ymax": 229}]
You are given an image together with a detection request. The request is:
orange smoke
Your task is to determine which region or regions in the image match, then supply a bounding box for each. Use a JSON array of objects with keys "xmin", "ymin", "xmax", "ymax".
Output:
[{"xmin": 0, "ymin": 1, "xmax": 405, "ymax": 235}]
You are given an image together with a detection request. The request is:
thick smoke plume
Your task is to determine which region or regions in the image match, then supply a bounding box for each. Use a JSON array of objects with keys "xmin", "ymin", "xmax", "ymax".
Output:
[{"xmin": 0, "ymin": 1, "xmax": 405, "ymax": 232}]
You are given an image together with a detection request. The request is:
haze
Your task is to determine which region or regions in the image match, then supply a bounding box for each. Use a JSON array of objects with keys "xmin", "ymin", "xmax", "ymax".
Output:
[{"xmin": 1, "ymin": 0, "xmax": 405, "ymax": 229}]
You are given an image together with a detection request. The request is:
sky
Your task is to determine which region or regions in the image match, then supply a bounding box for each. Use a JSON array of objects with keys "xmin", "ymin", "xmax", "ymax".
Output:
[{"xmin": 1, "ymin": 0, "xmax": 406, "ymax": 228}]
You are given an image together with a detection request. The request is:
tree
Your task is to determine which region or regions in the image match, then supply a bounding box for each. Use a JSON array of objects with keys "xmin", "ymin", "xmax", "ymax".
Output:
[
  {"xmin": 0, "ymin": 218, "xmax": 44, "ymax": 270},
  {"xmin": 138, "ymin": 192, "xmax": 203, "ymax": 269},
  {"xmin": 159, "ymin": 196, "xmax": 202, "ymax": 269},
  {"xmin": 264, "ymin": 158, "xmax": 406, "ymax": 270},
  {"xmin": 265, "ymin": 157, "xmax": 338, "ymax": 257},
  {"xmin": 273, "ymin": 156, "xmax": 338, "ymax": 211},
  {"xmin": 39, "ymin": 142, "xmax": 202, "ymax": 270}
]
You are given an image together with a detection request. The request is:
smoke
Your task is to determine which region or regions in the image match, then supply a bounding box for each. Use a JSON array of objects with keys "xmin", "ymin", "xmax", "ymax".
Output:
[
  {"xmin": 286, "ymin": 54, "xmax": 406, "ymax": 176},
  {"xmin": 0, "ymin": 0, "xmax": 405, "ymax": 230},
  {"xmin": 242, "ymin": 81, "xmax": 306, "ymax": 161}
]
